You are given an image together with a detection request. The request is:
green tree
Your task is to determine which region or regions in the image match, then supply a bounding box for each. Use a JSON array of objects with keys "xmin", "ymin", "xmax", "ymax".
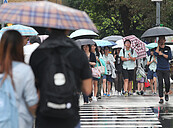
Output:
[{"xmin": 66, "ymin": 0, "xmax": 173, "ymax": 38}]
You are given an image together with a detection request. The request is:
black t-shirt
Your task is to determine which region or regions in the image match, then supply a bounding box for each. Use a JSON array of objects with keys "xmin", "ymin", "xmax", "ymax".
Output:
[
  {"xmin": 89, "ymin": 52, "xmax": 96, "ymax": 68},
  {"xmin": 30, "ymin": 33, "xmax": 92, "ymax": 128}
]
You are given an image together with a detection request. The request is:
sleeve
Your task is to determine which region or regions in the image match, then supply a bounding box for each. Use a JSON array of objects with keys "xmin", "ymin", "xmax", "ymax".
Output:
[
  {"xmin": 133, "ymin": 50, "xmax": 138, "ymax": 58},
  {"xmin": 90, "ymin": 53, "xmax": 96, "ymax": 63},
  {"xmin": 168, "ymin": 47, "xmax": 172, "ymax": 60},
  {"xmin": 23, "ymin": 67, "xmax": 38, "ymax": 107},
  {"xmin": 119, "ymin": 49, "xmax": 123, "ymax": 57},
  {"xmin": 80, "ymin": 52, "xmax": 92, "ymax": 80},
  {"xmin": 111, "ymin": 54, "xmax": 115, "ymax": 62}
]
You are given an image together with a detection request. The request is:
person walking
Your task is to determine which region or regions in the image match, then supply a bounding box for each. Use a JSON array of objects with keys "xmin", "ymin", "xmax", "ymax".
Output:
[
  {"xmin": 119, "ymin": 39, "xmax": 137, "ymax": 97},
  {"xmin": 82, "ymin": 44, "xmax": 96, "ymax": 103},
  {"xmin": 0, "ymin": 30, "xmax": 38, "ymax": 128},
  {"xmin": 154, "ymin": 36, "xmax": 172, "ymax": 104},
  {"xmin": 102, "ymin": 46, "xmax": 116, "ymax": 97},
  {"xmin": 113, "ymin": 48, "xmax": 123, "ymax": 96},
  {"xmin": 147, "ymin": 49, "xmax": 157, "ymax": 95},
  {"xmin": 30, "ymin": 29, "xmax": 92, "ymax": 128}
]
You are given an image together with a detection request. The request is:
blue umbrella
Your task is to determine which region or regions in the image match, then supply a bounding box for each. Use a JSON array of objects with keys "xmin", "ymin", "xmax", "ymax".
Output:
[
  {"xmin": 70, "ymin": 29, "xmax": 98, "ymax": 39},
  {"xmin": 145, "ymin": 43, "xmax": 158, "ymax": 49},
  {"xmin": 93, "ymin": 39, "xmax": 116, "ymax": 47},
  {"xmin": 0, "ymin": 24, "xmax": 38, "ymax": 36}
]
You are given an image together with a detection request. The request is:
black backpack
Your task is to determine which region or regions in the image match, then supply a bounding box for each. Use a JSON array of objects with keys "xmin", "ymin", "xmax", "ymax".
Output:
[{"xmin": 39, "ymin": 46, "xmax": 78, "ymax": 118}]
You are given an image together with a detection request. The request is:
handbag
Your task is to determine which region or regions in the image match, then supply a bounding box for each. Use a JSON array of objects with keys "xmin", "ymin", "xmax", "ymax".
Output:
[
  {"xmin": 144, "ymin": 80, "xmax": 150, "ymax": 87},
  {"xmin": 97, "ymin": 62, "xmax": 105, "ymax": 75},
  {"xmin": 92, "ymin": 67, "xmax": 101, "ymax": 78}
]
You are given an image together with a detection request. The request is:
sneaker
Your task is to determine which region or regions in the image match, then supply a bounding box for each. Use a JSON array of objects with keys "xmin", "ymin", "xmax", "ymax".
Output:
[
  {"xmin": 92, "ymin": 96, "xmax": 97, "ymax": 101},
  {"xmin": 107, "ymin": 94, "xmax": 110, "ymax": 97},
  {"xmin": 137, "ymin": 91, "xmax": 140, "ymax": 95},
  {"xmin": 118, "ymin": 92, "xmax": 121, "ymax": 96},
  {"xmin": 159, "ymin": 99, "xmax": 164, "ymax": 104},
  {"xmin": 140, "ymin": 91, "xmax": 144, "ymax": 95},
  {"xmin": 103, "ymin": 93, "xmax": 107, "ymax": 96},
  {"xmin": 98, "ymin": 96, "xmax": 101, "ymax": 99},
  {"xmin": 143, "ymin": 91, "xmax": 146, "ymax": 95},
  {"xmin": 133, "ymin": 92, "xmax": 137, "ymax": 96},
  {"xmin": 124, "ymin": 92, "xmax": 128, "ymax": 97},
  {"xmin": 165, "ymin": 94, "xmax": 169, "ymax": 101},
  {"xmin": 154, "ymin": 92, "xmax": 157, "ymax": 95}
]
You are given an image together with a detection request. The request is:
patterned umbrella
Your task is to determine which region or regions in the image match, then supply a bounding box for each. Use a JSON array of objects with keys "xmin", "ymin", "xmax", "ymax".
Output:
[
  {"xmin": 0, "ymin": 24, "xmax": 38, "ymax": 36},
  {"xmin": 123, "ymin": 35, "xmax": 146, "ymax": 59},
  {"xmin": 0, "ymin": 1, "xmax": 97, "ymax": 32}
]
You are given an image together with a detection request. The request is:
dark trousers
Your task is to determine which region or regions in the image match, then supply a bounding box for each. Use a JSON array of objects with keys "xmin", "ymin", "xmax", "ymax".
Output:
[
  {"xmin": 157, "ymin": 70, "xmax": 170, "ymax": 97},
  {"xmin": 133, "ymin": 67, "xmax": 137, "ymax": 93},
  {"xmin": 114, "ymin": 73, "xmax": 123, "ymax": 92},
  {"xmin": 83, "ymin": 93, "xmax": 88, "ymax": 103},
  {"xmin": 97, "ymin": 77, "xmax": 102, "ymax": 97}
]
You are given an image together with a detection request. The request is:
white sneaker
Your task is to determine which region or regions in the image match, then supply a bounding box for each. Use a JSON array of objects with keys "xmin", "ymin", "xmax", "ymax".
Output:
[
  {"xmin": 92, "ymin": 96, "xmax": 97, "ymax": 101},
  {"xmin": 143, "ymin": 92, "xmax": 146, "ymax": 95}
]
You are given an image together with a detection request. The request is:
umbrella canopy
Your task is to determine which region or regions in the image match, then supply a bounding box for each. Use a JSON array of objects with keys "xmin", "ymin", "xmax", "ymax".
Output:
[
  {"xmin": 112, "ymin": 39, "xmax": 124, "ymax": 49},
  {"xmin": 0, "ymin": 1, "xmax": 97, "ymax": 32},
  {"xmin": 0, "ymin": 24, "xmax": 38, "ymax": 36},
  {"xmin": 123, "ymin": 35, "xmax": 146, "ymax": 59},
  {"xmin": 141, "ymin": 26, "xmax": 173, "ymax": 38},
  {"xmin": 145, "ymin": 43, "xmax": 158, "ymax": 49},
  {"xmin": 102, "ymin": 35, "xmax": 123, "ymax": 42},
  {"xmin": 69, "ymin": 29, "xmax": 98, "ymax": 40},
  {"xmin": 93, "ymin": 40, "xmax": 116, "ymax": 47},
  {"xmin": 75, "ymin": 39, "xmax": 95, "ymax": 48}
]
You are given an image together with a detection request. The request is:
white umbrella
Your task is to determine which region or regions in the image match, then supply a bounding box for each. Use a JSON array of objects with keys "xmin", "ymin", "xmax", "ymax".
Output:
[{"xmin": 112, "ymin": 39, "xmax": 124, "ymax": 49}]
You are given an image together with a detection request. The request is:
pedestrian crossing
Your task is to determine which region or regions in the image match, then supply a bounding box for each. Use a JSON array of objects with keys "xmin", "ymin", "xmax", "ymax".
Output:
[{"xmin": 80, "ymin": 105, "xmax": 162, "ymax": 128}]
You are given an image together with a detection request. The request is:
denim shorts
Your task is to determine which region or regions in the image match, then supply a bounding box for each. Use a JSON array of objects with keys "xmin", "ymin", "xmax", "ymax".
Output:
[
  {"xmin": 147, "ymin": 70, "xmax": 157, "ymax": 79},
  {"xmin": 106, "ymin": 75, "xmax": 113, "ymax": 82},
  {"xmin": 102, "ymin": 75, "xmax": 106, "ymax": 80}
]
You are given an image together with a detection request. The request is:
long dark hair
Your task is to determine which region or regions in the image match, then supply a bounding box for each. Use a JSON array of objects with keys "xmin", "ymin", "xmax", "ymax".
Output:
[{"xmin": 0, "ymin": 30, "xmax": 24, "ymax": 87}]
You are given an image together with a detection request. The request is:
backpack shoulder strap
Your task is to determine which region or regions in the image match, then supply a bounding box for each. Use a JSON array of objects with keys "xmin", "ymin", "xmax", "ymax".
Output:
[
  {"xmin": 123, "ymin": 49, "xmax": 125, "ymax": 57},
  {"xmin": 131, "ymin": 49, "xmax": 134, "ymax": 55},
  {"xmin": 149, "ymin": 55, "xmax": 152, "ymax": 62}
]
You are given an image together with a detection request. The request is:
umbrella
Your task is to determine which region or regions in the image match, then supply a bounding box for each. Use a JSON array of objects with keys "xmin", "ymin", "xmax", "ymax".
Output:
[
  {"xmin": 75, "ymin": 39, "xmax": 95, "ymax": 48},
  {"xmin": 0, "ymin": 24, "xmax": 38, "ymax": 36},
  {"xmin": 93, "ymin": 40, "xmax": 116, "ymax": 47},
  {"xmin": 123, "ymin": 35, "xmax": 146, "ymax": 59},
  {"xmin": 141, "ymin": 26, "xmax": 173, "ymax": 38},
  {"xmin": 69, "ymin": 29, "xmax": 98, "ymax": 40},
  {"xmin": 145, "ymin": 43, "xmax": 158, "ymax": 49},
  {"xmin": 112, "ymin": 39, "xmax": 124, "ymax": 49},
  {"xmin": 102, "ymin": 35, "xmax": 123, "ymax": 42},
  {"xmin": 0, "ymin": 1, "xmax": 97, "ymax": 32}
]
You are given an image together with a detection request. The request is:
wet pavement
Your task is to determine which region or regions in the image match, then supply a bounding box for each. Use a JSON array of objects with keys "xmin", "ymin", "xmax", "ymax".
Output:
[{"xmin": 79, "ymin": 94, "xmax": 173, "ymax": 128}]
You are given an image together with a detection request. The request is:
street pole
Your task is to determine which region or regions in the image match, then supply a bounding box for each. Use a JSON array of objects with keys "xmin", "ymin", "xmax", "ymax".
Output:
[{"xmin": 156, "ymin": 1, "xmax": 160, "ymax": 26}]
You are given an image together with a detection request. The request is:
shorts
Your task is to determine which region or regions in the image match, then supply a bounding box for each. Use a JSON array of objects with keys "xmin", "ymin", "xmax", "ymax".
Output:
[
  {"xmin": 138, "ymin": 77, "xmax": 145, "ymax": 83},
  {"xmin": 93, "ymin": 77, "xmax": 99, "ymax": 81},
  {"xmin": 106, "ymin": 75, "xmax": 113, "ymax": 82},
  {"xmin": 122, "ymin": 69, "xmax": 134, "ymax": 81},
  {"xmin": 102, "ymin": 75, "xmax": 106, "ymax": 80},
  {"xmin": 147, "ymin": 70, "xmax": 157, "ymax": 79}
]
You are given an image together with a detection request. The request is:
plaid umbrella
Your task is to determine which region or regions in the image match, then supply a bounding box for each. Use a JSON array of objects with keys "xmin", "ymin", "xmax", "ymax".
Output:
[
  {"xmin": 0, "ymin": 1, "xmax": 97, "ymax": 32},
  {"xmin": 123, "ymin": 35, "xmax": 146, "ymax": 59},
  {"xmin": 0, "ymin": 24, "xmax": 38, "ymax": 36}
]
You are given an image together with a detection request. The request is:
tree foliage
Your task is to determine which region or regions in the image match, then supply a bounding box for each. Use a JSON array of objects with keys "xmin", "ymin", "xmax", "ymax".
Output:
[{"xmin": 66, "ymin": 0, "xmax": 173, "ymax": 39}]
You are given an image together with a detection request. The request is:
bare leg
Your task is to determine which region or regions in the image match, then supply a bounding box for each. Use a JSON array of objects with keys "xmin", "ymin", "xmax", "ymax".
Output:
[
  {"xmin": 128, "ymin": 81, "xmax": 132, "ymax": 93},
  {"xmin": 103, "ymin": 79, "xmax": 107, "ymax": 94},
  {"xmin": 124, "ymin": 79, "xmax": 129, "ymax": 92},
  {"xmin": 153, "ymin": 77, "xmax": 157, "ymax": 93},
  {"xmin": 150, "ymin": 79, "xmax": 154, "ymax": 93},
  {"xmin": 107, "ymin": 81, "xmax": 111, "ymax": 95},
  {"xmin": 94, "ymin": 80, "xmax": 98, "ymax": 97}
]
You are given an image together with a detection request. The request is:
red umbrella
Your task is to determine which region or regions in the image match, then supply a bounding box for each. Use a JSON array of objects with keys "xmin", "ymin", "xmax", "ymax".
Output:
[{"xmin": 123, "ymin": 35, "xmax": 146, "ymax": 59}]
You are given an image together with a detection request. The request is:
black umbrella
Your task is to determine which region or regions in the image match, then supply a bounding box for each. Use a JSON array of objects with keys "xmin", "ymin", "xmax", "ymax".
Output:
[
  {"xmin": 102, "ymin": 35, "xmax": 123, "ymax": 42},
  {"xmin": 141, "ymin": 26, "xmax": 173, "ymax": 38},
  {"xmin": 75, "ymin": 39, "xmax": 95, "ymax": 48}
]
